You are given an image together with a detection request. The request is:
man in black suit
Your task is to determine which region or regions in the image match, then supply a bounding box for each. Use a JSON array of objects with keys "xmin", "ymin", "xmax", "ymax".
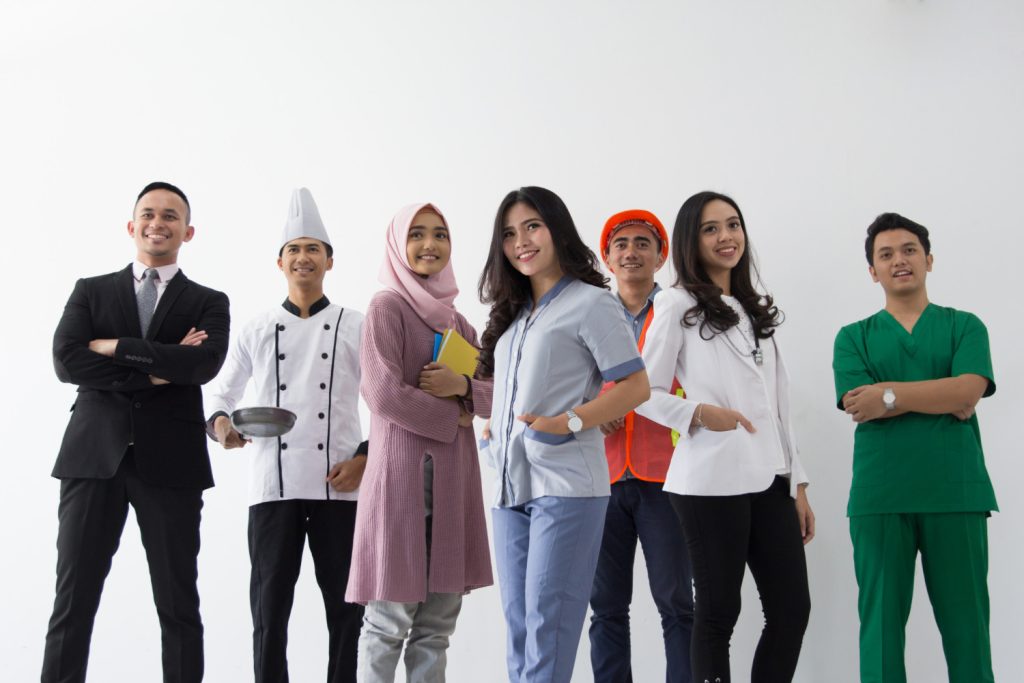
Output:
[{"xmin": 42, "ymin": 181, "xmax": 230, "ymax": 683}]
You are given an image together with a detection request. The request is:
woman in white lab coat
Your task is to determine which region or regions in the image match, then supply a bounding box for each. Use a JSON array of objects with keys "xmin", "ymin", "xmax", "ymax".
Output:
[{"xmin": 636, "ymin": 191, "xmax": 814, "ymax": 683}]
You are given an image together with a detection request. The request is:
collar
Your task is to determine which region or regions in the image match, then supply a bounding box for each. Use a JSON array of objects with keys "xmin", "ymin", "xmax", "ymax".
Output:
[
  {"xmin": 617, "ymin": 282, "xmax": 660, "ymax": 319},
  {"xmin": 529, "ymin": 275, "xmax": 574, "ymax": 311},
  {"xmin": 648, "ymin": 282, "xmax": 662, "ymax": 303},
  {"xmin": 133, "ymin": 261, "xmax": 179, "ymax": 283},
  {"xmin": 281, "ymin": 295, "xmax": 331, "ymax": 318}
]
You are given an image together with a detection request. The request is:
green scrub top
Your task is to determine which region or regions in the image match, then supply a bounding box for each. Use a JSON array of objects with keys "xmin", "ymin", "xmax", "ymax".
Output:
[{"xmin": 833, "ymin": 304, "xmax": 997, "ymax": 516}]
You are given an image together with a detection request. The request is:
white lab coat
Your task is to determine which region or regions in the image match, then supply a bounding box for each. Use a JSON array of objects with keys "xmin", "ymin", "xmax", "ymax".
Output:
[
  {"xmin": 206, "ymin": 301, "xmax": 364, "ymax": 505},
  {"xmin": 636, "ymin": 287, "xmax": 809, "ymax": 498}
]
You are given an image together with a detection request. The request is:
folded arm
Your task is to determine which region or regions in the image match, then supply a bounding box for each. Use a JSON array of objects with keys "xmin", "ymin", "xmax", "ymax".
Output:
[
  {"xmin": 52, "ymin": 278, "xmax": 154, "ymax": 392},
  {"xmin": 113, "ymin": 291, "xmax": 230, "ymax": 385},
  {"xmin": 842, "ymin": 374, "xmax": 989, "ymax": 423}
]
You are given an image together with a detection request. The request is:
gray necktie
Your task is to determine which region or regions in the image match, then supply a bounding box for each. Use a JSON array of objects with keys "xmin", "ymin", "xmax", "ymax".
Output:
[{"xmin": 137, "ymin": 268, "xmax": 159, "ymax": 337}]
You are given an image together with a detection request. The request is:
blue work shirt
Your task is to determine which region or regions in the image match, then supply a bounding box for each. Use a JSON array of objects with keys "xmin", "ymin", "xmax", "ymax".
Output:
[
  {"xmin": 622, "ymin": 283, "xmax": 661, "ymax": 343},
  {"xmin": 485, "ymin": 276, "xmax": 645, "ymax": 507}
]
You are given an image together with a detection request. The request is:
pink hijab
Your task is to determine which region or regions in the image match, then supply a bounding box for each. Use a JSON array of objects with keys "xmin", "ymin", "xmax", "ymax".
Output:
[{"xmin": 378, "ymin": 203, "xmax": 460, "ymax": 332}]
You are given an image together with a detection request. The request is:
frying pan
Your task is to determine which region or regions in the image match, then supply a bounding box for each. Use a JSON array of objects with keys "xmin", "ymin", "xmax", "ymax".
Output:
[{"xmin": 230, "ymin": 407, "xmax": 297, "ymax": 438}]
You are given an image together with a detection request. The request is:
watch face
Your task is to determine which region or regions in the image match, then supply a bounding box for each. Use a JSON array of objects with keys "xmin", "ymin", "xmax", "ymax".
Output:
[
  {"xmin": 883, "ymin": 389, "xmax": 896, "ymax": 408},
  {"xmin": 567, "ymin": 412, "xmax": 583, "ymax": 432}
]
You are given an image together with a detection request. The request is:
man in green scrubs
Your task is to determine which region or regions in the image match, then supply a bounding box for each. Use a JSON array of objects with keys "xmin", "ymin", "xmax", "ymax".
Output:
[{"xmin": 833, "ymin": 213, "xmax": 997, "ymax": 683}]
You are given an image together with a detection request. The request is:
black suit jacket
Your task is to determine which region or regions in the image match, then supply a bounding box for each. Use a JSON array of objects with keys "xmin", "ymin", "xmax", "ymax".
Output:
[{"xmin": 52, "ymin": 264, "xmax": 230, "ymax": 489}]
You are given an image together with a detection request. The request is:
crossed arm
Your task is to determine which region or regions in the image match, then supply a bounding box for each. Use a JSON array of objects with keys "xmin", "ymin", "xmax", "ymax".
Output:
[
  {"xmin": 841, "ymin": 374, "xmax": 988, "ymax": 423},
  {"xmin": 88, "ymin": 328, "xmax": 207, "ymax": 384},
  {"xmin": 834, "ymin": 319, "xmax": 992, "ymax": 424},
  {"xmin": 53, "ymin": 279, "xmax": 229, "ymax": 391}
]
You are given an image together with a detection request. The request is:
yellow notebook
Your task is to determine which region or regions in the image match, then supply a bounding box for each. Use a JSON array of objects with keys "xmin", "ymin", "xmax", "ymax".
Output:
[{"xmin": 436, "ymin": 328, "xmax": 480, "ymax": 378}]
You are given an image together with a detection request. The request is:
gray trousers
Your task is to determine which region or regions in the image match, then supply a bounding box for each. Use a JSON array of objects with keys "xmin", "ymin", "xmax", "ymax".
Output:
[{"xmin": 356, "ymin": 457, "xmax": 463, "ymax": 683}]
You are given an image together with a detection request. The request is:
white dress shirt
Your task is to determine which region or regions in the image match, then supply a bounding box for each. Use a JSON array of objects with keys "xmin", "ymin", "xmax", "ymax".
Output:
[{"xmin": 636, "ymin": 287, "xmax": 809, "ymax": 498}]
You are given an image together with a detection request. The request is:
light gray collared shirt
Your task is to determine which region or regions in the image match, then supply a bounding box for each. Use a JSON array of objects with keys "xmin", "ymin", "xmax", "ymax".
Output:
[{"xmin": 485, "ymin": 277, "xmax": 645, "ymax": 507}]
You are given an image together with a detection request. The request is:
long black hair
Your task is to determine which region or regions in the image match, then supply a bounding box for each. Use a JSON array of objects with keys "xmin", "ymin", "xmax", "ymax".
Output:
[
  {"xmin": 672, "ymin": 191, "xmax": 781, "ymax": 340},
  {"xmin": 477, "ymin": 186, "xmax": 608, "ymax": 377}
]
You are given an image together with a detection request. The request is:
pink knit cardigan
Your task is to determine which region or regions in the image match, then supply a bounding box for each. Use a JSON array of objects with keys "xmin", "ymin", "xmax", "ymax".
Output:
[{"xmin": 345, "ymin": 290, "xmax": 494, "ymax": 604}]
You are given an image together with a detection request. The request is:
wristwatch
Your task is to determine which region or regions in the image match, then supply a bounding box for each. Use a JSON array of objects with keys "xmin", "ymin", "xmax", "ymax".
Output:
[
  {"xmin": 882, "ymin": 388, "xmax": 896, "ymax": 411},
  {"xmin": 566, "ymin": 409, "xmax": 584, "ymax": 433}
]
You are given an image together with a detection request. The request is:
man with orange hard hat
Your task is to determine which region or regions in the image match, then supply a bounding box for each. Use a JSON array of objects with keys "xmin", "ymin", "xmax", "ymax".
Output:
[{"xmin": 589, "ymin": 210, "xmax": 693, "ymax": 683}]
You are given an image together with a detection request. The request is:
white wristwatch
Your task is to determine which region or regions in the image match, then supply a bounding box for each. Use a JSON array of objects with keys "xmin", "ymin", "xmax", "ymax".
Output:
[
  {"xmin": 882, "ymin": 388, "xmax": 896, "ymax": 411},
  {"xmin": 566, "ymin": 409, "xmax": 584, "ymax": 433}
]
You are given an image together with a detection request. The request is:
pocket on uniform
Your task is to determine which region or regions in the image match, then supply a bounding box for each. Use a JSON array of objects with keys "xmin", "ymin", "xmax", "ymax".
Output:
[
  {"xmin": 686, "ymin": 427, "xmax": 754, "ymax": 482},
  {"xmin": 687, "ymin": 427, "xmax": 750, "ymax": 460},
  {"xmin": 523, "ymin": 427, "xmax": 575, "ymax": 445},
  {"xmin": 522, "ymin": 429, "xmax": 590, "ymax": 489}
]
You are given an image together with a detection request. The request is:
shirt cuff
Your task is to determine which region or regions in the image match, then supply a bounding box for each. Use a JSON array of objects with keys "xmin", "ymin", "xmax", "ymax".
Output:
[
  {"xmin": 205, "ymin": 411, "xmax": 230, "ymax": 441},
  {"xmin": 600, "ymin": 356, "xmax": 645, "ymax": 382}
]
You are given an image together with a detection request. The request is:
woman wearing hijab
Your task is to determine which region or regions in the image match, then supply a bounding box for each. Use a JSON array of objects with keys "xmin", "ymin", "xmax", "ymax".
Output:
[{"xmin": 345, "ymin": 204, "xmax": 493, "ymax": 683}]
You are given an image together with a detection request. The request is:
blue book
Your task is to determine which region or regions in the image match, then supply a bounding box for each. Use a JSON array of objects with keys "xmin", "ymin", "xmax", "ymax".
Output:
[{"xmin": 431, "ymin": 332, "xmax": 443, "ymax": 362}]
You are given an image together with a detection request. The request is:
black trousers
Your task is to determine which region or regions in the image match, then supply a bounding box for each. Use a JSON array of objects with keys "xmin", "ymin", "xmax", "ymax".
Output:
[
  {"xmin": 669, "ymin": 476, "xmax": 810, "ymax": 683},
  {"xmin": 41, "ymin": 450, "xmax": 205, "ymax": 683},
  {"xmin": 248, "ymin": 499, "xmax": 363, "ymax": 683},
  {"xmin": 590, "ymin": 478, "xmax": 694, "ymax": 683}
]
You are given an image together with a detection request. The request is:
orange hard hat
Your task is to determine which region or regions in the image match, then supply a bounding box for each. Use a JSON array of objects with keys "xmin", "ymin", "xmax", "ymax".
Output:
[{"xmin": 600, "ymin": 209, "xmax": 669, "ymax": 264}]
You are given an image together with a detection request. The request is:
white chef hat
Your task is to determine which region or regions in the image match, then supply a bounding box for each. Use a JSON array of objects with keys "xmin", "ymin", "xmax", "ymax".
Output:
[{"xmin": 280, "ymin": 187, "xmax": 331, "ymax": 251}]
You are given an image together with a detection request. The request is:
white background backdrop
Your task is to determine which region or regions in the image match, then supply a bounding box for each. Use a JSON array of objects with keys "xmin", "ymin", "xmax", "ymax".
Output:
[{"xmin": 2, "ymin": 1, "xmax": 1022, "ymax": 681}]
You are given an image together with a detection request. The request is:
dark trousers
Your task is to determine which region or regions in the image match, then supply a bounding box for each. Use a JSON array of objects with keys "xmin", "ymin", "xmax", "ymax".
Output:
[
  {"xmin": 589, "ymin": 479, "xmax": 694, "ymax": 683},
  {"xmin": 669, "ymin": 476, "xmax": 810, "ymax": 683},
  {"xmin": 248, "ymin": 499, "xmax": 363, "ymax": 683},
  {"xmin": 41, "ymin": 450, "xmax": 205, "ymax": 683}
]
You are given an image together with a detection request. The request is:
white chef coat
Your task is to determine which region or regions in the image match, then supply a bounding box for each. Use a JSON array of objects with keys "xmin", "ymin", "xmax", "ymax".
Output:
[
  {"xmin": 206, "ymin": 298, "xmax": 365, "ymax": 505},
  {"xmin": 636, "ymin": 287, "xmax": 809, "ymax": 498}
]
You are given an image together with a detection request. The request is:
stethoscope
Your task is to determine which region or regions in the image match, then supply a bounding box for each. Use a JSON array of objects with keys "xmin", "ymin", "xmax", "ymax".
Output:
[
  {"xmin": 724, "ymin": 311, "xmax": 764, "ymax": 366},
  {"xmin": 749, "ymin": 321, "xmax": 763, "ymax": 366}
]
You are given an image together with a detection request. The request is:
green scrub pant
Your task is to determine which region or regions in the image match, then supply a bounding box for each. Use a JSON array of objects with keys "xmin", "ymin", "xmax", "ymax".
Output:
[{"xmin": 849, "ymin": 512, "xmax": 993, "ymax": 683}]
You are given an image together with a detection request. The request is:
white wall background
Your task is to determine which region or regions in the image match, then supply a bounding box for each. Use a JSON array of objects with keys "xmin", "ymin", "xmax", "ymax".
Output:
[{"xmin": 2, "ymin": 1, "xmax": 1022, "ymax": 681}]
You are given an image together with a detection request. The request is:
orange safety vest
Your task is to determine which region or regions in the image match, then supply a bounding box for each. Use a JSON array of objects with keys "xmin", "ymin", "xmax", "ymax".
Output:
[{"xmin": 603, "ymin": 305, "xmax": 684, "ymax": 484}]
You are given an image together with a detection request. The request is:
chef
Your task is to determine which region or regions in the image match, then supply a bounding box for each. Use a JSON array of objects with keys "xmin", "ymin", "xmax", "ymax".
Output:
[{"xmin": 206, "ymin": 187, "xmax": 367, "ymax": 683}]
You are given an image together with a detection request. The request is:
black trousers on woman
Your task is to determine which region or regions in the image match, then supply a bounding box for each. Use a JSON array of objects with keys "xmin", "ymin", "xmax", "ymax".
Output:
[{"xmin": 669, "ymin": 476, "xmax": 810, "ymax": 683}]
